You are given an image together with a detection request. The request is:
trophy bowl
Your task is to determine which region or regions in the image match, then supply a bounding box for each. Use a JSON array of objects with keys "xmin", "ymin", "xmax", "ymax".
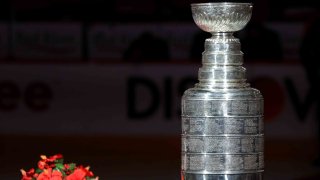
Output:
[{"xmin": 191, "ymin": 2, "xmax": 253, "ymax": 33}]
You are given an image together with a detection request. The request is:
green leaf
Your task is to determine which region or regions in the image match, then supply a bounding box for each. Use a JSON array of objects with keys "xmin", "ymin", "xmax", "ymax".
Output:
[
  {"xmin": 60, "ymin": 170, "xmax": 66, "ymax": 177},
  {"xmin": 53, "ymin": 166, "xmax": 67, "ymax": 177},
  {"xmin": 35, "ymin": 168, "xmax": 43, "ymax": 174},
  {"xmin": 86, "ymin": 177, "xmax": 97, "ymax": 180},
  {"xmin": 55, "ymin": 163, "xmax": 65, "ymax": 171},
  {"xmin": 68, "ymin": 163, "xmax": 76, "ymax": 171},
  {"xmin": 55, "ymin": 158, "xmax": 64, "ymax": 164}
]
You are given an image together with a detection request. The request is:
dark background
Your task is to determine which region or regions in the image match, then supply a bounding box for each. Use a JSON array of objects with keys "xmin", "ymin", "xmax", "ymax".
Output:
[
  {"xmin": 0, "ymin": 0, "xmax": 320, "ymax": 179},
  {"xmin": 0, "ymin": 0, "xmax": 318, "ymax": 21}
]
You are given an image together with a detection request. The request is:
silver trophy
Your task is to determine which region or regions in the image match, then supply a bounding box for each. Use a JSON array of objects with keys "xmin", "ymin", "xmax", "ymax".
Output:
[{"xmin": 181, "ymin": 2, "xmax": 264, "ymax": 180}]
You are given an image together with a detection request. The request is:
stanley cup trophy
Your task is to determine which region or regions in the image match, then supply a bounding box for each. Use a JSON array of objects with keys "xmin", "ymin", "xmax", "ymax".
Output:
[{"xmin": 181, "ymin": 2, "xmax": 264, "ymax": 180}]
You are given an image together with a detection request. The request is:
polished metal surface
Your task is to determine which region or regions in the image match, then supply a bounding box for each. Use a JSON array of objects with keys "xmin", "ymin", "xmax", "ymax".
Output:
[
  {"xmin": 182, "ymin": 3, "xmax": 264, "ymax": 180},
  {"xmin": 184, "ymin": 173, "xmax": 263, "ymax": 180},
  {"xmin": 191, "ymin": 3, "xmax": 252, "ymax": 33}
]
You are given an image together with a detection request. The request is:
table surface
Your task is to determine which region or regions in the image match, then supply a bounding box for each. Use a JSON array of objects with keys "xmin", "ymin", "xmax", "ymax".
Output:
[{"xmin": 0, "ymin": 135, "xmax": 319, "ymax": 180}]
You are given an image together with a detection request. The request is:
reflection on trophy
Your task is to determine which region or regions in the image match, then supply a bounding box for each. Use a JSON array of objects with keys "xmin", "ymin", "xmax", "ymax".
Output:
[{"xmin": 181, "ymin": 3, "xmax": 264, "ymax": 180}]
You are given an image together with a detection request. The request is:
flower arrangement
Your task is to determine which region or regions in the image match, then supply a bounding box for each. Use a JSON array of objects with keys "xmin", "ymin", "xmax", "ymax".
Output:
[{"xmin": 20, "ymin": 154, "xmax": 99, "ymax": 180}]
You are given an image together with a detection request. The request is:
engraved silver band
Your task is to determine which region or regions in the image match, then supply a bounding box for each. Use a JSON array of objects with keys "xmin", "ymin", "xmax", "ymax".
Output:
[
  {"xmin": 181, "ymin": 134, "xmax": 264, "ymax": 137},
  {"xmin": 182, "ymin": 172, "xmax": 263, "ymax": 180},
  {"xmin": 183, "ymin": 170, "xmax": 264, "ymax": 175}
]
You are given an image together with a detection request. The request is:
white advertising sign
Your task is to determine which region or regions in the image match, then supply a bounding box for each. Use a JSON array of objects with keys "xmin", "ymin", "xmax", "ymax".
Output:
[{"xmin": 0, "ymin": 63, "xmax": 316, "ymax": 139}]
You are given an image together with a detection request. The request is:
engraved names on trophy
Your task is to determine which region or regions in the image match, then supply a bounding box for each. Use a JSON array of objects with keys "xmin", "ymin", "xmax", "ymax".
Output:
[
  {"xmin": 188, "ymin": 155, "xmax": 205, "ymax": 171},
  {"xmin": 183, "ymin": 99, "xmax": 263, "ymax": 117},
  {"xmin": 182, "ymin": 97, "xmax": 264, "ymax": 174},
  {"xmin": 182, "ymin": 153, "xmax": 264, "ymax": 172},
  {"xmin": 206, "ymin": 155, "xmax": 225, "ymax": 171},
  {"xmin": 182, "ymin": 136, "xmax": 263, "ymax": 153},
  {"xmin": 182, "ymin": 117, "xmax": 263, "ymax": 135}
]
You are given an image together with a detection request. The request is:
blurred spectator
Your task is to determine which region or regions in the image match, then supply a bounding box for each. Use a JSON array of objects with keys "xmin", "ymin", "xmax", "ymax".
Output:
[
  {"xmin": 123, "ymin": 31, "xmax": 170, "ymax": 62},
  {"xmin": 300, "ymin": 16, "xmax": 320, "ymax": 166},
  {"xmin": 237, "ymin": 0, "xmax": 283, "ymax": 62},
  {"xmin": 189, "ymin": 23, "xmax": 283, "ymax": 63},
  {"xmin": 236, "ymin": 21, "xmax": 283, "ymax": 61}
]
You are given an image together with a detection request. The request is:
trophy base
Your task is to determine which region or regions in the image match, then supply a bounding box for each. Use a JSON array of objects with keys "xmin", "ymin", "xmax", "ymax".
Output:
[{"xmin": 183, "ymin": 173, "xmax": 263, "ymax": 180}]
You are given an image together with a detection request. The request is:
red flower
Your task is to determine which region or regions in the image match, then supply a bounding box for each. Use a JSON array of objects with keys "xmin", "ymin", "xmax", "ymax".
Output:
[
  {"xmin": 21, "ymin": 177, "xmax": 32, "ymax": 180},
  {"xmin": 38, "ymin": 160, "xmax": 46, "ymax": 170},
  {"xmin": 48, "ymin": 154, "xmax": 63, "ymax": 162},
  {"xmin": 28, "ymin": 168, "xmax": 63, "ymax": 180},
  {"xmin": 21, "ymin": 168, "xmax": 35, "ymax": 180},
  {"xmin": 37, "ymin": 168, "xmax": 52, "ymax": 180},
  {"xmin": 51, "ymin": 170, "xmax": 63, "ymax": 180},
  {"xmin": 21, "ymin": 154, "xmax": 98, "ymax": 180},
  {"xmin": 40, "ymin": 154, "xmax": 63, "ymax": 163},
  {"xmin": 80, "ymin": 166, "xmax": 94, "ymax": 177},
  {"xmin": 66, "ymin": 168, "xmax": 87, "ymax": 180}
]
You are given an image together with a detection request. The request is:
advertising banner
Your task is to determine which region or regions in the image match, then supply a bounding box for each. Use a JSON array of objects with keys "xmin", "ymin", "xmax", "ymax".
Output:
[
  {"xmin": 88, "ymin": 23, "xmax": 304, "ymax": 61},
  {"xmin": 0, "ymin": 22, "xmax": 305, "ymax": 61},
  {"xmin": 0, "ymin": 63, "xmax": 315, "ymax": 139},
  {"xmin": 12, "ymin": 23, "xmax": 82, "ymax": 60},
  {"xmin": 88, "ymin": 23, "xmax": 198, "ymax": 60}
]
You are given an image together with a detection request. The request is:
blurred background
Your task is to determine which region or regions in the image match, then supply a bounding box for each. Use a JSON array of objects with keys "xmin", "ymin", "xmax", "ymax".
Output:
[{"xmin": 0, "ymin": 0, "xmax": 320, "ymax": 179}]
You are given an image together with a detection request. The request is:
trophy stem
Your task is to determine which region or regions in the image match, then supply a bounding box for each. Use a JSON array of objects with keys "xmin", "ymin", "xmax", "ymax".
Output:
[
  {"xmin": 196, "ymin": 33, "xmax": 248, "ymax": 89},
  {"xmin": 210, "ymin": 32, "xmax": 234, "ymax": 39}
]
